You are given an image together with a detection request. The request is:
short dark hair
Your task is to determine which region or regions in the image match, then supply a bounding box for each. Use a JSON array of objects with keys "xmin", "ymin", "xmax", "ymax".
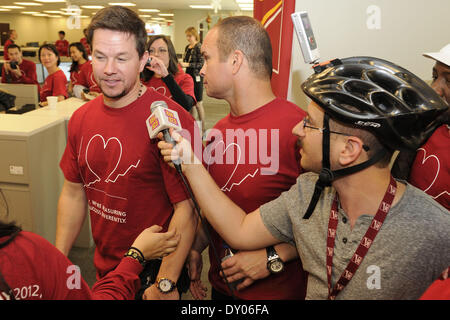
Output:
[
  {"xmin": 86, "ymin": 5, "xmax": 147, "ymax": 58},
  {"xmin": 38, "ymin": 44, "xmax": 61, "ymax": 66},
  {"xmin": 58, "ymin": 30, "xmax": 65, "ymax": 36},
  {"xmin": 214, "ymin": 16, "xmax": 273, "ymax": 79},
  {"xmin": 7, "ymin": 44, "xmax": 21, "ymax": 52},
  {"xmin": 329, "ymin": 118, "xmax": 394, "ymax": 168}
]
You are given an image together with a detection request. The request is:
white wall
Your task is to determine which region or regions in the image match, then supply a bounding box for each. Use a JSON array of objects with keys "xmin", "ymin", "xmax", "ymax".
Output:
[
  {"xmin": 172, "ymin": 9, "xmax": 253, "ymax": 55},
  {"xmin": 1, "ymin": 13, "xmax": 91, "ymax": 45},
  {"xmin": 288, "ymin": 0, "xmax": 450, "ymax": 109}
]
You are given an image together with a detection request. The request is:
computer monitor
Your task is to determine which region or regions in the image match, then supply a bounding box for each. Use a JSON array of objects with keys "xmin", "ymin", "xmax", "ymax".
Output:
[
  {"xmin": 36, "ymin": 62, "xmax": 72, "ymax": 84},
  {"xmin": 41, "ymin": 61, "xmax": 72, "ymax": 82},
  {"xmin": 26, "ymin": 42, "xmax": 39, "ymax": 47},
  {"xmin": 35, "ymin": 63, "xmax": 45, "ymax": 84}
]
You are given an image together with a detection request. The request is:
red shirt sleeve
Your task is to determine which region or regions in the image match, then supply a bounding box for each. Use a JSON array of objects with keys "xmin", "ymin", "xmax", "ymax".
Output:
[
  {"xmin": 52, "ymin": 70, "xmax": 68, "ymax": 98},
  {"xmin": 176, "ymin": 71, "xmax": 196, "ymax": 103}
]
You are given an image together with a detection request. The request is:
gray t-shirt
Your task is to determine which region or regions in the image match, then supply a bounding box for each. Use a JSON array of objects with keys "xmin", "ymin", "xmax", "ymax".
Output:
[{"xmin": 260, "ymin": 172, "xmax": 450, "ymax": 300}]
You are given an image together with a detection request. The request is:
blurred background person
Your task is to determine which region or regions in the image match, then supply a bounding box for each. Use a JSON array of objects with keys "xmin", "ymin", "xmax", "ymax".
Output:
[
  {"xmin": 38, "ymin": 44, "xmax": 67, "ymax": 105},
  {"xmin": 80, "ymin": 28, "xmax": 91, "ymax": 56},
  {"xmin": 141, "ymin": 35, "xmax": 196, "ymax": 112},
  {"xmin": 68, "ymin": 42, "xmax": 100, "ymax": 100},
  {"xmin": 3, "ymin": 30, "xmax": 18, "ymax": 61},
  {"xmin": 1, "ymin": 44, "xmax": 39, "ymax": 90},
  {"xmin": 182, "ymin": 27, "xmax": 205, "ymax": 132},
  {"xmin": 55, "ymin": 30, "xmax": 69, "ymax": 57}
]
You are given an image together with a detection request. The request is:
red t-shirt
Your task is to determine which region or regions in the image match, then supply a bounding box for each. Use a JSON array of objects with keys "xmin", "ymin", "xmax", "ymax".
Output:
[
  {"xmin": 3, "ymin": 39, "xmax": 14, "ymax": 60},
  {"xmin": 410, "ymin": 125, "xmax": 449, "ymax": 300},
  {"xmin": 142, "ymin": 70, "xmax": 195, "ymax": 103},
  {"xmin": 40, "ymin": 69, "xmax": 68, "ymax": 102},
  {"xmin": 205, "ymin": 98, "xmax": 308, "ymax": 299},
  {"xmin": 1, "ymin": 58, "xmax": 40, "ymax": 94},
  {"xmin": 80, "ymin": 37, "xmax": 91, "ymax": 55},
  {"xmin": 70, "ymin": 61, "xmax": 100, "ymax": 93},
  {"xmin": 55, "ymin": 39, "xmax": 69, "ymax": 57},
  {"xmin": 409, "ymin": 125, "xmax": 449, "ymax": 210},
  {"xmin": 0, "ymin": 231, "xmax": 143, "ymax": 300},
  {"xmin": 59, "ymin": 89, "xmax": 199, "ymax": 278}
]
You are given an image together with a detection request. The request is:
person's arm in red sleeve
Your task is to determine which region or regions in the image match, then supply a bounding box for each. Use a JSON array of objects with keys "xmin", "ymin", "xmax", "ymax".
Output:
[
  {"xmin": 52, "ymin": 71, "xmax": 68, "ymax": 100},
  {"xmin": 20, "ymin": 61, "xmax": 39, "ymax": 85},
  {"xmin": 1, "ymin": 65, "xmax": 7, "ymax": 83}
]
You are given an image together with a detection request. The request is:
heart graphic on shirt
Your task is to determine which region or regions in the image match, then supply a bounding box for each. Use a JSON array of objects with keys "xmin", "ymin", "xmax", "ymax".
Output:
[
  {"xmin": 416, "ymin": 147, "xmax": 440, "ymax": 193},
  {"xmin": 207, "ymin": 140, "xmax": 258, "ymax": 192},
  {"xmin": 84, "ymin": 134, "xmax": 122, "ymax": 187},
  {"xmin": 151, "ymin": 86, "xmax": 168, "ymax": 97}
]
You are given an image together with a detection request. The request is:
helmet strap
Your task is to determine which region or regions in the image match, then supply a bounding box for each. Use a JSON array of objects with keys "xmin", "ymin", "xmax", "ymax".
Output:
[{"xmin": 302, "ymin": 113, "xmax": 388, "ymax": 219}]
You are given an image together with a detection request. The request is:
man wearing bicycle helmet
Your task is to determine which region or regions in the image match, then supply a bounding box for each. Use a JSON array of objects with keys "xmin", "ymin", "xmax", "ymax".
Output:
[{"xmin": 157, "ymin": 56, "xmax": 450, "ymax": 299}]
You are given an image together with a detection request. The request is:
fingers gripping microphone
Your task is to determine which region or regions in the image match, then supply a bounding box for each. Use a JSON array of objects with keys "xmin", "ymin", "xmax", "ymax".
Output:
[
  {"xmin": 146, "ymin": 100, "xmax": 182, "ymax": 169},
  {"xmin": 147, "ymin": 101, "xmax": 238, "ymax": 299}
]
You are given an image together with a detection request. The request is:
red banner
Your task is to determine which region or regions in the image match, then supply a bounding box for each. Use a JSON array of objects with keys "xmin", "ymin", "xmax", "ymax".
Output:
[{"xmin": 254, "ymin": 0, "xmax": 296, "ymax": 99}]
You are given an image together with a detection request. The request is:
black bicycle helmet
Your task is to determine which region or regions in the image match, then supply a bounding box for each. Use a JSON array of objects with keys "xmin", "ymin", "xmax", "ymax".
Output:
[
  {"xmin": 300, "ymin": 57, "xmax": 448, "ymax": 219},
  {"xmin": 302, "ymin": 56, "xmax": 448, "ymax": 151}
]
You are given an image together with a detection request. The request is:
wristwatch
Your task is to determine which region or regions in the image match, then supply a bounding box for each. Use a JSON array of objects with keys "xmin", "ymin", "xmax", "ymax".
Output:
[
  {"xmin": 266, "ymin": 246, "xmax": 284, "ymax": 274},
  {"xmin": 156, "ymin": 277, "xmax": 177, "ymax": 294},
  {"xmin": 124, "ymin": 247, "xmax": 145, "ymax": 266}
]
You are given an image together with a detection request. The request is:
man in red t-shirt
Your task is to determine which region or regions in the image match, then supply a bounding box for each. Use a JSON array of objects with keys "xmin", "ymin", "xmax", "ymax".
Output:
[
  {"xmin": 80, "ymin": 28, "xmax": 91, "ymax": 56},
  {"xmin": 3, "ymin": 29, "xmax": 17, "ymax": 61},
  {"xmin": 56, "ymin": 6, "xmax": 200, "ymax": 300},
  {"xmin": 55, "ymin": 30, "xmax": 69, "ymax": 57},
  {"xmin": 1, "ymin": 44, "xmax": 39, "ymax": 92},
  {"xmin": 187, "ymin": 16, "xmax": 308, "ymax": 300}
]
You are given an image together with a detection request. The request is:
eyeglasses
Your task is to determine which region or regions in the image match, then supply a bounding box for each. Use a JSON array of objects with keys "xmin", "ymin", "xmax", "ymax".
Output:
[
  {"xmin": 303, "ymin": 117, "xmax": 350, "ymax": 136},
  {"xmin": 149, "ymin": 48, "xmax": 168, "ymax": 55},
  {"xmin": 302, "ymin": 117, "xmax": 370, "ymax": 151}
]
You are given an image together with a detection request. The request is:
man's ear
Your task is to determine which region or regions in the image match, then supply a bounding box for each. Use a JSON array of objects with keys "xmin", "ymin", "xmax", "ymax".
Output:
[
  {"xmin": 338, "ymin": 136, "xmax": 366, "ymax": 166},
  {"xmin": 231, "ymin": 49, "xmax": 245, "ymax": 75}
]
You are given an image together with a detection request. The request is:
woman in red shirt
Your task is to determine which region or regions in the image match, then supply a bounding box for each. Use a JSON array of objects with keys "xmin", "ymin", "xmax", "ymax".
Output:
[
  {"xmin": 0, "ymin": 220, "xmax": 179, "ymax": 300},
  {"xmin": 141, "ymin": 36, "xmax": 196, "ymax": 113},
  {"xmin": 67, "ymin": 42, "xmax": 100, "ymax": 100},
  {"xmin": 38, "ymin": 44, "xmax": 68, "ymax": 105}
]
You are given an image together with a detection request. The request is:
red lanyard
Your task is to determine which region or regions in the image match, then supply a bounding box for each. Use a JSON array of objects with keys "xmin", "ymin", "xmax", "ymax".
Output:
[{"xmin": 326, "ymin": 175, "xmax": 397, "ymax": 300}]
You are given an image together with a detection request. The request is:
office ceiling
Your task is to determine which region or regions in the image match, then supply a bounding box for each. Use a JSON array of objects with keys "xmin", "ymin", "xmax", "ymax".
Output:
[{"xmin": 0, "ymin": 0, "xmax": 253, "ymax": 15}]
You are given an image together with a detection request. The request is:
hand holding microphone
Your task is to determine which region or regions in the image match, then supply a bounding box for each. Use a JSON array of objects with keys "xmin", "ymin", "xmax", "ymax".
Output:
[{"xmin": 147, "ymin": 101, "xmax": 197, "ymax": 172}]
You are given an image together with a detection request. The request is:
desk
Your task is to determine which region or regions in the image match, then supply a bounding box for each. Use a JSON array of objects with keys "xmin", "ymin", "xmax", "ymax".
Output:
[
  {"xmin": 0, "ymin": 114, "xmax": 65, "ymax": 245},
  {"xmin": 27, "ymin": 97, "xmax": 86, "ymax": 121},
  {"xmin": 23, "ymin": 97, "xmax": 93, "ymax": 248}
]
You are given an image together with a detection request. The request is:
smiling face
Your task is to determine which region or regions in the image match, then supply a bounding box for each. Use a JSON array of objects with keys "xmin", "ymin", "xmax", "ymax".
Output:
[
  {"xmin": 69, "ymin": 46, "xmax": 84, "ymax": 63},
  {"xmin": 91, "ymin": 28, "xmax": 147, "ymax": 101},
  {"xmin": 40, "ymin": 47, "xmax": 58, "ymax": 70}
]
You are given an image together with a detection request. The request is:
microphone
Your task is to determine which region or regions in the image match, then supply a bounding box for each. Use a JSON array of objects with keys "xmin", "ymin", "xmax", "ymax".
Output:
[{"xmin": 146, "ymin": 100, "xmax": 182, "ymax": 168}]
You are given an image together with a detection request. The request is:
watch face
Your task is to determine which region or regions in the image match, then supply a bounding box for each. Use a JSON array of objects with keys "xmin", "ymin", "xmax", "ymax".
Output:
[
  {"xmin": 159, "ymin": 279, "xmax": 173, "ymax": 292},
  {"xmin": 269, "ymin": 260, "xmax": 284, "ymax": 273}
]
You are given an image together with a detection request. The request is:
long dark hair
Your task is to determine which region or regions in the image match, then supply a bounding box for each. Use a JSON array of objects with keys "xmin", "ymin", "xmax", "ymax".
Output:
[
  {"xmin": 141, "ymin": 35, "xmax": 179, "ymax": 82},
  {"xmin": 69, "ymin": 42, "xmax": 89, "ymax": 73},
  {"xmin": 0, "ymin": 221, "xmax": 21, "ymax": 299}
]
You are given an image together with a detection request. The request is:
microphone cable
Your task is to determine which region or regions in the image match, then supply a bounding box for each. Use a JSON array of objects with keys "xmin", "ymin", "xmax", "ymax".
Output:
[{"xmin": 174, "ymin": 165, "xmax": 238, "ymax": 300}]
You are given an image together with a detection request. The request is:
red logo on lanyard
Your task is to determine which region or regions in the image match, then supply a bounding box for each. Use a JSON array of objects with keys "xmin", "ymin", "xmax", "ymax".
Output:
[{"xmin": 326, "ymin": 175, "xmax": 397, "ymax": 300}]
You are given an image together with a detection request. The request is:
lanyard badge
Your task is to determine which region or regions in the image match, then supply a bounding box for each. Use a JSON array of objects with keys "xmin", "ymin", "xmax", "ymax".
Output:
[{"xmin": 326, "ymin": 175, "xmax": 397, "ymax": 300}]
